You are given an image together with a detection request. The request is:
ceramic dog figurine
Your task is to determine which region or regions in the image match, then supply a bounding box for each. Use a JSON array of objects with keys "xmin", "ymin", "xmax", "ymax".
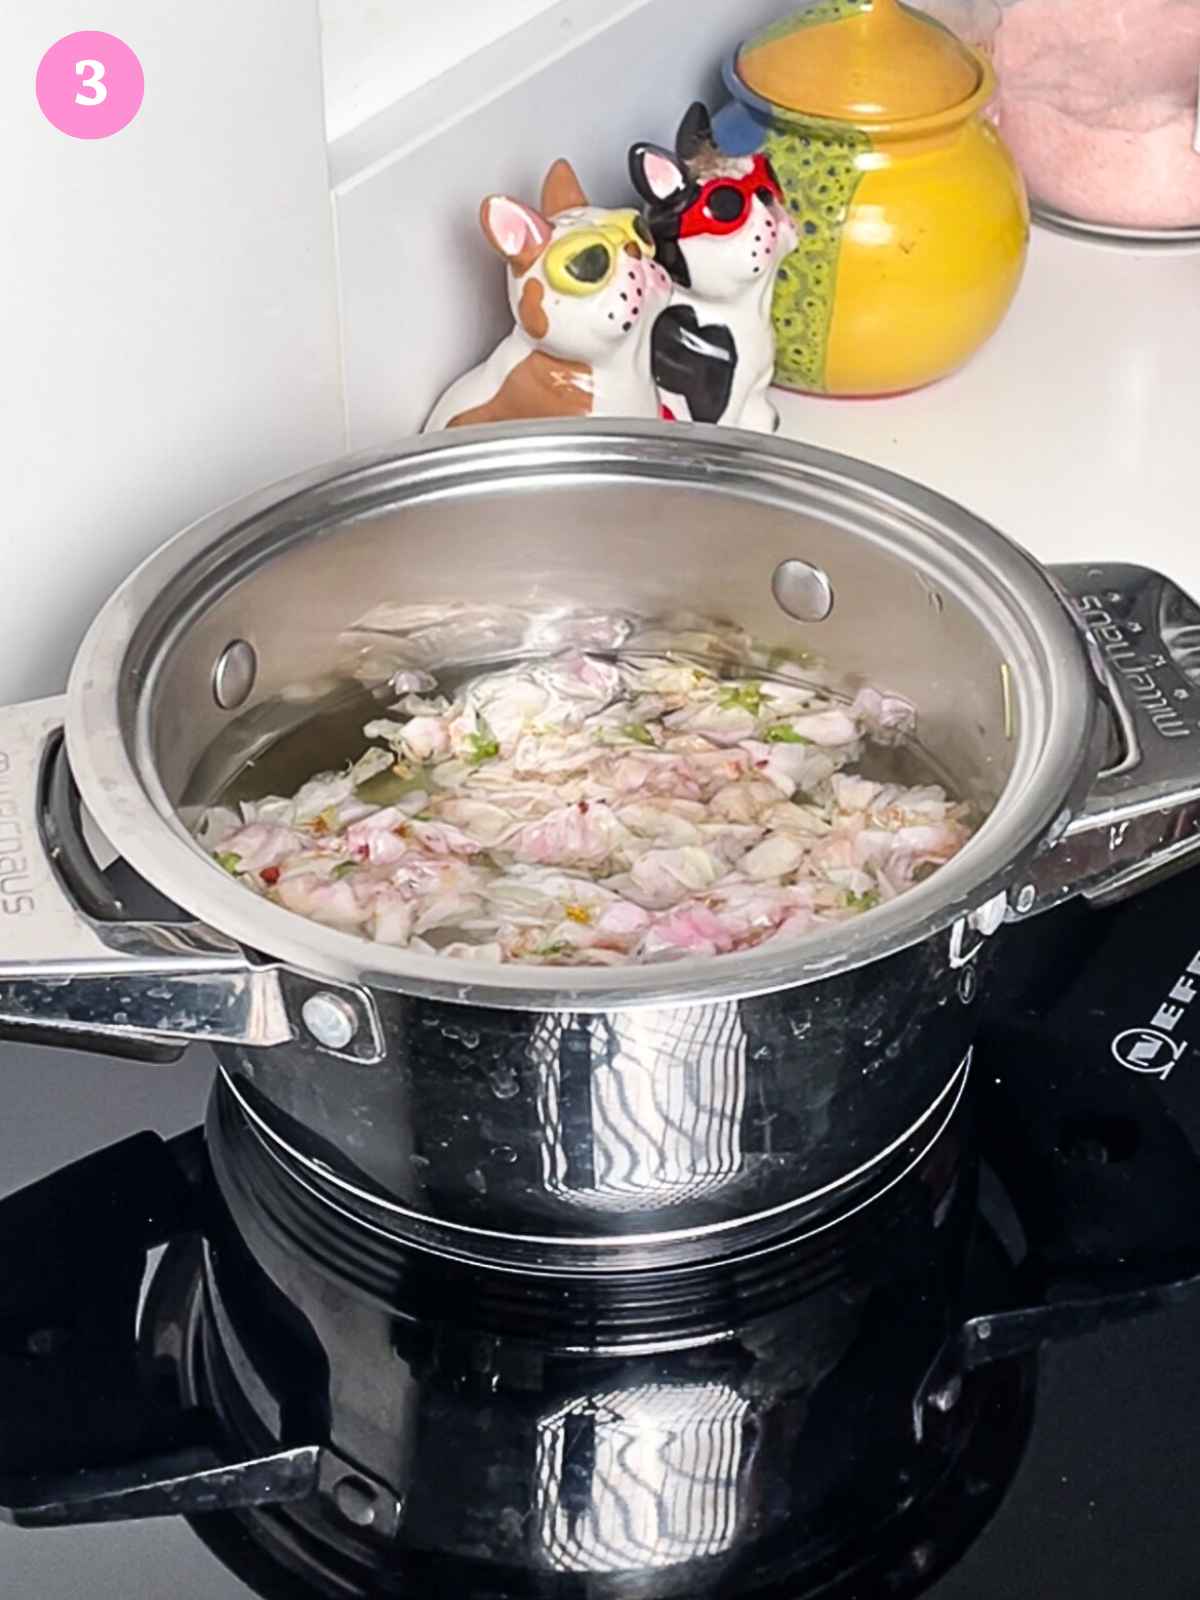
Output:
[
  {"xmin": 425, "ymin": 160, "xmax": 673, "ymax": 431},
  {"xmin": 630, "ymin": 104, "xmax": 798, "ymax": 433}
]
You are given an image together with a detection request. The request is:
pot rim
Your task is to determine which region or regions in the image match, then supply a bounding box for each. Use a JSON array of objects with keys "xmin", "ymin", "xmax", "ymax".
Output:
[{"xmin": 66, "ymin": 420, "xmax": 1095, "ymax": 1012}]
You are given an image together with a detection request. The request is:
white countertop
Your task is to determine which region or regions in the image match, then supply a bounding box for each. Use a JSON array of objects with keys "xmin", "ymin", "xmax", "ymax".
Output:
[{"xmin": 774, "ymin": 225, "xmax": 1200, "ymax": 597}]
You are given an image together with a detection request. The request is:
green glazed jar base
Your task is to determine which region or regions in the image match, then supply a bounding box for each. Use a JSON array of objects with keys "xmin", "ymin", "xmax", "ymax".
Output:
[{"xmin": 766, "ymin": 123, "xmax": 870, "ymax": 393}]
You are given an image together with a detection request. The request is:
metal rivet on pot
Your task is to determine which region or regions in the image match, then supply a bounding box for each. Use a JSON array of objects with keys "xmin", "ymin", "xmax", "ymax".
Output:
[
  {"xmin": 772, "ymin": 559, "xmax": 834, "ymax": 623},
  {"xmin": 957, "ymin": 966, "xmax": 978, "ymax": 1006},
  {"xmin": 212, "ymin": 639, "xmax": 257, "ymax": 711},
  {"xmin": 333, "ymin": 1475, "xmax": 379, "ymax": 1528},
  {"xmin": 302, "ymin": 992, "xmax": 358, "ymax": 1051},
  {"xmin": 1015, "ymin": 884, "xmax": 1036, "ymax": 915}
]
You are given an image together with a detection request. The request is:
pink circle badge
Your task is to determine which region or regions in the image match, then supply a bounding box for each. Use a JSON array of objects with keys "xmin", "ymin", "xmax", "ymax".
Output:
[{"xmin": 36, "ymin": 31, "xmax": 144, "ymax": 140}]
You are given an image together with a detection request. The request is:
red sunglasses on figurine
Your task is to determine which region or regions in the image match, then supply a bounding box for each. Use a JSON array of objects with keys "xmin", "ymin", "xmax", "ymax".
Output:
[{"xmin": 679, "ymin": 154, "xmax": 786, "ymax": 239}]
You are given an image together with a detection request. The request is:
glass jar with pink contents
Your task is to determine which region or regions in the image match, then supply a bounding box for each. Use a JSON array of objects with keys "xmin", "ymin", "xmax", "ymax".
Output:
[{"xmin": 994, "ymin": 0, "xmax": 1200, "ymax": 238}]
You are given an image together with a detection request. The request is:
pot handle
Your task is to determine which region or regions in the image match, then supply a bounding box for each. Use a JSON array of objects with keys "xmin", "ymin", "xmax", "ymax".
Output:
[
  {"xmin": 911, "ymin": 1008, "xmax": 1200, "ymax": 1434},
  {"xmin": 955, "ymin": 1010, "xmax": 1200, "ymax": 1367},
  {"xmin": 0, "ymin": 1128, "xmax": 342, "ymax": 1528},
  {"xmin": 0, "ymin": 700, "xmax": 380, "ymax": 1062},
  {"xmin": 1019, "ymin": 564, "xmax": 1200, "ymax": 913}
]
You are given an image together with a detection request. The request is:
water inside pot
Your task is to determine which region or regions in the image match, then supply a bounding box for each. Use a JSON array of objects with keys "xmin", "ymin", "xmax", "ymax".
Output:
[{"xmin": 202, "ymin": 658, "xmax": 961, "ymax": 809}]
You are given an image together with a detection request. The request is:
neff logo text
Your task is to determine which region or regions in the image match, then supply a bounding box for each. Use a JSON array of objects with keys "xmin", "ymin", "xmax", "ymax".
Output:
[{"xmin": 1111, "ymin": 950, "xmax": 1200, "ymax": 1079}]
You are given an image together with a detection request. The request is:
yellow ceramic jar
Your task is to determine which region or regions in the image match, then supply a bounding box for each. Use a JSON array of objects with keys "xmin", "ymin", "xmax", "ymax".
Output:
[{"xmin": 718, "ymin": 0, "xmax": 1029, "ymax": 396}]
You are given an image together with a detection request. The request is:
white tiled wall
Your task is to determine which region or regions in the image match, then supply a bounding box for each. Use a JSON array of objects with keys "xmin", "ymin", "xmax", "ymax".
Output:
[
  {"xmin": 0, "ymin": 1, "xmax": 344, "ymax": 704},
  {"xmin": 0, "ymin": 0, "xmax": 772, "ymax": 701}
]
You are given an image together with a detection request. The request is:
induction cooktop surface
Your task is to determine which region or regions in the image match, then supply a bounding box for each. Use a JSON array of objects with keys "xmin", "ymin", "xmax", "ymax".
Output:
[{"xmin": 4, "ymin": 872, "xmax": 1200, "ymax": 1598}]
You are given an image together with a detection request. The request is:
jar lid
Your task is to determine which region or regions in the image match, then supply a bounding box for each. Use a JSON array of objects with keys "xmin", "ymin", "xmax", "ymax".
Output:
[{"xmin": 736, "ymin": 0, "xmax": 980, "ymax": 124}]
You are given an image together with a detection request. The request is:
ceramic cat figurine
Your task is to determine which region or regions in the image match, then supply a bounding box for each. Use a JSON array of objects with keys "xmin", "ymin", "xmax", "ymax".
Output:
[
  {"xmin": 425, "ymin": 160, "xmax": 673, "ymax": 431},
  {"xmin": 630, "ymin": 103, "xmax": 798, "ymax": 433}
]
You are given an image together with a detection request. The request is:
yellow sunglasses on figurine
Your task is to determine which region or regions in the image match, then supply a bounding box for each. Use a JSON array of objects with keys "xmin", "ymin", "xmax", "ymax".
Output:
[{"xmin": 544, "ymin": 211, "xmax": 657, "ymax": 296}]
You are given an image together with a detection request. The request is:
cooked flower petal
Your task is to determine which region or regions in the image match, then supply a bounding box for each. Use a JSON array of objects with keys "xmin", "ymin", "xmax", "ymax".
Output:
[{"xmin": 198, "ymin": 653, "xmax": 974, "ymax": 965}]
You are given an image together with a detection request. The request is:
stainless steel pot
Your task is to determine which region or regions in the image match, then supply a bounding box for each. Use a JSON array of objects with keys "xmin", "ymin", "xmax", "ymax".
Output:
[{"xmin": 4, "ymin": 422, "xmax": 1200, "ymax": 1272}]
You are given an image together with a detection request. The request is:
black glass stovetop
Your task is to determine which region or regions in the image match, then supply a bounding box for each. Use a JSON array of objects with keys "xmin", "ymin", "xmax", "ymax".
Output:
[{"xmin": 4, "ymin": 870, "xmax": 1200, "ymax": 1599}]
